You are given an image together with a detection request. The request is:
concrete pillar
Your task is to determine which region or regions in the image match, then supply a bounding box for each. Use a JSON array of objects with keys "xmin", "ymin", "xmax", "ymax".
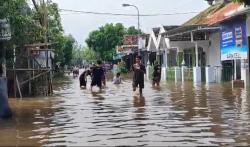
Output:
[
  {"xmin": 195, "ymin": 42, "xmax": 199, "ymax": 67},
  {"xmin": 193, "ymin": 67, "xmax": 201, "ymax": 83},
  {"xmin": 181, "ymin": 66, "xmax": 186, "ymax": 83},
  {"xmin": 165, "ymin": 49, "xmax": 168, "ymax": 68},
  {"xmin": 163, "ymin": 49, "xmax": 168, "ymax": 82},
  {"xmin": 206, "ymin": 66, "xmax": 215, "ymax": 83},
  {"xmin": 156, "ymin": 51, "xmax": 160, "ymax": 63},
  {"xmin": 241, "ymin": 68, "xmax": 249, "ymax": 87},
  {"xmin": 0, "ymin": 77, "xmax": 12, "ymax": 119},
  {"xmin": 215, "ymin": 66, "xmax": 222, "ymax": 83},
  {"xmin": 161, "ymin": 67, "xmax": 166, "ymax": 81},
  {"xmin": 175, "ymin": 67, "xmax": 181, "ymax": 82}
]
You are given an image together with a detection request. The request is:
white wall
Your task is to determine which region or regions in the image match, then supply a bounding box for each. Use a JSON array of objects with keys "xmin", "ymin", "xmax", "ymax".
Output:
[
  {"xmin": 167, "ymin": 36, "xmax": 221, "ymax": 67},
  {"xmin": 169, "ymin": 40, "xmax": 209, "ymax": 52},
  {"xmin": 207, "ymin": 32, "xmax": 221, "ymax": 67},
  {"xmin": 247, "ymin": 14, "xmax": 250, "ymax": 37}
]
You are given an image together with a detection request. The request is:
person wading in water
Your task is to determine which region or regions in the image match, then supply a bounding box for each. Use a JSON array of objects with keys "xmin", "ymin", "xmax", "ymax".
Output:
[
  {"xmin": 152, "ymin": 61, "xmax": 161, "ymax": 87},
  {"xmin": 79, "ymin": 69, "xmax": 91, "ymax": 88},
  {"xmin": 91, "ymin": 60, "xmax": 105, "ymax": 92},
  {"xmin": 132, "ymin": 56, "xmax": 146, "ymax": 97}
]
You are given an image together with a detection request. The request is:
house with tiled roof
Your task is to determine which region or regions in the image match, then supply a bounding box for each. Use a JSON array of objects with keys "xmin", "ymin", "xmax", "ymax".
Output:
[
  {"xmin": 214, "ymin": 2, "xmax": 250, "ymax": 87},
  {"xmin": 158, "ymin": 0, "xmax": 247, "ymax": 84}
]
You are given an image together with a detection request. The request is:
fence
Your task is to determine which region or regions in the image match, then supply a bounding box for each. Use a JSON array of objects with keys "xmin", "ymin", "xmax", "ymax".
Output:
[
  {"xmin": 201, "ymin": 67, "xmax": 206, "ymax": 82},
  {"xmin": 166, "ymin": 68, "xmax": 175, "ymax": 81},
  {"xmin": 184, "ymin": 68, "xmax": 193, "ymax": 81}
]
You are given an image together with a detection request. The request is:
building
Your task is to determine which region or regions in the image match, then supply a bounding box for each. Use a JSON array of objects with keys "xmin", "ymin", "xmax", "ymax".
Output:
[
  {"xmin": 115, "ymin": 34, "xmax": 149, "ymax": 70},
  {"xmin": 151, "ymin": 0, "xmax": 249, "ymax": 85}
]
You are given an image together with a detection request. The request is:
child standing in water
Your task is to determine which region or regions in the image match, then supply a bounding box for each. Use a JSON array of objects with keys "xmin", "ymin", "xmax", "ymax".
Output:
[
  {"xmin": 113, "ymin": 72, "xmax": 122, "ymax": 85},
  {"xmin": 132, "ymin": 56, "xmax": 146, "ymax": 97}
]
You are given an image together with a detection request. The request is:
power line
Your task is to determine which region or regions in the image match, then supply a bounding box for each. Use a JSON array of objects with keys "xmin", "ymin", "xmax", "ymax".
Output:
[{"xmin": 59, "ymin": 9, "xmax": 200, "ymax": 17}]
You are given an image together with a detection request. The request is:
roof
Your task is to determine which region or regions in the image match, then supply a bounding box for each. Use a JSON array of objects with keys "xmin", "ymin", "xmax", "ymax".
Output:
[
  {"xmin": 152, "ymin": 27, "xmax": 160, "ymax": 35},
  {"xmin": 164, "ymin": 25, "xmax": 220, "ymax": 38},
  {"xmin": 206, "ymin": 2, "xmax": 242, "ymax": 25},
  {"xmin": 161, "ymin": 2, "xmax": 242, "ymax": 40},
  {"xmin": 163, "ymin": 25, "xmax": 180, "ymax": 31},
  {"xmin": 183, "ymin": 3, "xmax": 225, "ymax": 26},
  {"xmin": 123, "ymin": 34, "xmax": 149, "ymax": 46}
]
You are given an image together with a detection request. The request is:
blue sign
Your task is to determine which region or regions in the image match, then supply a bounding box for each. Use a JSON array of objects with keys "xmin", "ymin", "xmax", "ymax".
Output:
[{"xmin": 220, "ymin": 18, "xmax": 248, "ymax": 61}]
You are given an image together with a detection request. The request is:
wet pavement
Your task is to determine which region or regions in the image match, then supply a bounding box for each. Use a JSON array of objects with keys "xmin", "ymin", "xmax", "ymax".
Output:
[{"xmin": 1, "ymin": 73, "xmax": 250, "ymax": 146}]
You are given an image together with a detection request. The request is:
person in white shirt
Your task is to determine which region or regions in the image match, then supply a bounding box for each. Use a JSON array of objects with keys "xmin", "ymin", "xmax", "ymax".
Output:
[{"xmin": 113, "ymin": 72, "xmax": 122, "ymax": 85}]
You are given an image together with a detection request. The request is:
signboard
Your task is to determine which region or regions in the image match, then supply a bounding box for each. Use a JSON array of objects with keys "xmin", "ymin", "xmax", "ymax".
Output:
[
  {"xmin": 220, "ymin": 18, "xmax": 248, "ymax": 61},
  {"xmin": 0, "ymin": 19, "xmax": 11, "ymax": 41}
]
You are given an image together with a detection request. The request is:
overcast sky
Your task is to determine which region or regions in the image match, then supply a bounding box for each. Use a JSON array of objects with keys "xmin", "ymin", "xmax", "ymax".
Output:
[{"xmin": 51, "ymin": 0, "xmax": 209, "ymax": 46}]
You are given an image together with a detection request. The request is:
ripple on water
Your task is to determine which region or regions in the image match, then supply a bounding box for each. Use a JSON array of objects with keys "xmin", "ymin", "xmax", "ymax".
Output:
[{"xmin": 3, "ymin": 77, "xmax": 250, "ymax": 146}]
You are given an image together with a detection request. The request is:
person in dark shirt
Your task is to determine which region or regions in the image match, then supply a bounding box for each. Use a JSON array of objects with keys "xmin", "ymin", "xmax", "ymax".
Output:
[
  {"xmin": 152, "ymin": 61, "xmax": 161, "ymax": 87},
  {"xmin": 91, "ymin": 61, "xmax": 105, "ymax": 92},
  {"xmin": 79, "ymin": 70, "xmax": 91, "ymax": 88},
  {"xmin": 132, "ymin": 56, "xmax": 146, "ymax": 97}
]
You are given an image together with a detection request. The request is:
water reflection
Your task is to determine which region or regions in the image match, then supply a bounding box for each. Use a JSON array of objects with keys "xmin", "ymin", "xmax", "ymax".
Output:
[
  {"xmin": 1, "ymin": 77, "xmax": 250, "ymax": 146},
  {"xmin": 133, "ymin": 96, "xmax": 146, "ymax": 120}
]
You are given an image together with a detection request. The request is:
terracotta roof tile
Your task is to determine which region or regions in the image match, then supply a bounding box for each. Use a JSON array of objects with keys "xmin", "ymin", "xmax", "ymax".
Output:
[
  {"xmin": 183, "ymin": 2, "xmax": 241, "ymax": 26},
  {"xmin": 206, "ymin": 2, "xmax": 241, "ymax": 25}
]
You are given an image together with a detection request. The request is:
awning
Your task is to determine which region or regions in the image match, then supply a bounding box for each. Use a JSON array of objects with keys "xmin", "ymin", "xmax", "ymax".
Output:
[{"xmin": 161, "ymin": 25, "xmax": 220, "ymax": 41}]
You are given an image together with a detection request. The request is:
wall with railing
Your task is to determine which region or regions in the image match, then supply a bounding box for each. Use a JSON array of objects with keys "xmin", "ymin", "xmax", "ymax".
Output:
[{"xmin": 166, "ymin": 68, "xmax": 175, "ymax": 81}]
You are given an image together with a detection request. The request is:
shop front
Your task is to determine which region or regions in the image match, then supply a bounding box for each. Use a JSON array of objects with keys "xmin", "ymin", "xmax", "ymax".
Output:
[{"xmin": 220, "ymin": 17, "xmax": 249, "ymax": 86}]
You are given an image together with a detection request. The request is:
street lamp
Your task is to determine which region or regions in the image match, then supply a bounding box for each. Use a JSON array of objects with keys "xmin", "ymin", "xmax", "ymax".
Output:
[{"xmin": 122, "ymin": 3, "xmax": 141, "ymax": 56}]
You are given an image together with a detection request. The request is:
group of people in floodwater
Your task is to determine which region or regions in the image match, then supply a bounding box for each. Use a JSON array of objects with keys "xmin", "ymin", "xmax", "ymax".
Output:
[{"xmin": 78, "ymin": 55, "xmax": 162, "ymax": 97}]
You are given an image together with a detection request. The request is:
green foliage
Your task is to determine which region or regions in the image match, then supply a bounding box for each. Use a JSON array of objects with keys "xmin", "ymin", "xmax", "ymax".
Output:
[
  {"xmin": 63, "ymin": 35, "xmax": 75, "ymax": 65},
  {"xmin": 82, "ymin": 47, "xmax": 98, "ymax": 62},
  {"xmin": 126, "ymin": 26, "xmax": 142, "ymax": 35},
  {"xmin": 86, "ymin": 23, "xmax": 125, "ymax": 61},
  {"xmin": 1, "ymin": 0, "xmax": 44, "ymax": 47},
  {"xmin": 85, "ymin": 23, "xmax": 142, "ymax": 61},
  {"xmin": 1, "ymin": 0, "xmax": 75, "ymax": 67}
]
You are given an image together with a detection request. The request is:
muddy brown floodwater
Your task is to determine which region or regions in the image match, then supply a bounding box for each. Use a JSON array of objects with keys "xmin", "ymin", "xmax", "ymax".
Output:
[{"xmin": 1, "ymin": 74, "xmax": 250, "ymax": 146}]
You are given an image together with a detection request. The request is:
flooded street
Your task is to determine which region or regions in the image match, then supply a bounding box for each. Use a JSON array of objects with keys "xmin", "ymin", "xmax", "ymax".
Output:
[{"xmin": 1, "ymin": 74, "xmax": 250, "ymax": 146}]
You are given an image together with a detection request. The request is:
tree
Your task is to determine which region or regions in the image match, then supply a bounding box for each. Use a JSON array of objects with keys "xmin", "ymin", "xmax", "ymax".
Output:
[
  {"xmin": 86, "ymin": 23, "xmax": 126, "ymax": 61},
  {"xmin": 126, "ymin": 26, "xmax": 142, "ymax": 35},
  {"xmin": 82, "ymin": 47, "xmax": 98, "ymax": 63},
  {"xmin": 0, "ymin": 0, "xmax": 76, "ymax": 68},
  {"xmin": 63, "ymin": 35, "xmax": 75, "ymax": 65},
  {"xmin": 85, "ymin": 23, "xmax": 143, "ymax": 61}
]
